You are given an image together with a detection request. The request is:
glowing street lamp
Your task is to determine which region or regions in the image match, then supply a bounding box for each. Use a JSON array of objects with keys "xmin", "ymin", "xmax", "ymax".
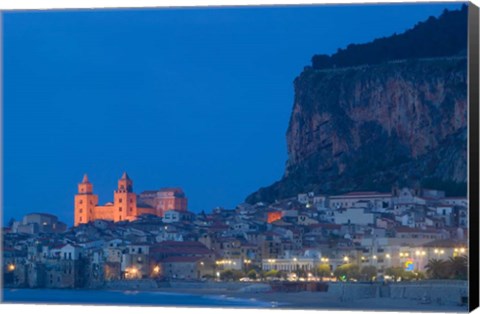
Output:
[
  {"xmin": 343, "ymin": 256, "xmax": 349, "ymax": 262},
  {"xmin": 7, "ymin": 264, "xmax": 15, "ymax": 272}
]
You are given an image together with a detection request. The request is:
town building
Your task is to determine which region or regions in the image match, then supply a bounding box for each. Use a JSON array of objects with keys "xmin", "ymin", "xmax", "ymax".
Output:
[
  {"xmin": 138, "ymin": 188, "xmax": 188, "ymax": 217},
  {"xmin": 329, "ymin": 191, "xmax": 392, "ymax": 209},
  {"xmin": 11, "ymin": 213, "xmax": 67, "ymax": 234}
]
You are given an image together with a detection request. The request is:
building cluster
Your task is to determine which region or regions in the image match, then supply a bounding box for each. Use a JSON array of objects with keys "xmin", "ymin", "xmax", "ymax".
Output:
[{"xmin": 2, "ymin": 181, "xmax": 468, "ymax": 288}]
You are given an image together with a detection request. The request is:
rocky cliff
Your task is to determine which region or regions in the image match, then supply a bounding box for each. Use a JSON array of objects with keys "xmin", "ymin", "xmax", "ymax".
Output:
[
  {"xmin": 247, "ymin": 57, "xmax": 467, "ymax": 204},
  {"xmin": 246, "ymin": 7, "xmax": 468, "ymax": 204}
]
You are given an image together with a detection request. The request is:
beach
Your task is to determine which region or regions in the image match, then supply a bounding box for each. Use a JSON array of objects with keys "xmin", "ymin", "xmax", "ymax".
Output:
[{"xmin": 2, "ymin": 281, "xmax": 469, "ymax": 312}]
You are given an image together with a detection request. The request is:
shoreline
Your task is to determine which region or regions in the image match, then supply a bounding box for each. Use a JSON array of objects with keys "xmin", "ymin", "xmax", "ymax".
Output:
[
  {"xmin": 152, "ymin": 287, "xmax": 467, "ymax": 311},
  {"xmin": 3, "ymin": 284, "xmax": 469, "ymax": 311}
]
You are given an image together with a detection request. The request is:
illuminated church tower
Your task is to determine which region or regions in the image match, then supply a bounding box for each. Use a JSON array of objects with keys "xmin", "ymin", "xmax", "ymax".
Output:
[
  {"xmin": 113, "ymin": 172, "xmax": 138, "ymax": 221},
  {"xmin": 74, "ymin": 174, "xmax": 98, "ymax": 226}
]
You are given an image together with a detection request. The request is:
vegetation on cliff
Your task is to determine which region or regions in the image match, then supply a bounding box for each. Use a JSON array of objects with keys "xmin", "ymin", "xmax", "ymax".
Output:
[{"xmin": 311, "ymin": 5, "xmax": 467, "ymax": 70}]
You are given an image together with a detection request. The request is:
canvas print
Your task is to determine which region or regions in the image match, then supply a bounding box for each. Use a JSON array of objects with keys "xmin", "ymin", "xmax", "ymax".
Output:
[{"xmin": 1, "ymin": 1, "xmax": 477, "ymax": 311}]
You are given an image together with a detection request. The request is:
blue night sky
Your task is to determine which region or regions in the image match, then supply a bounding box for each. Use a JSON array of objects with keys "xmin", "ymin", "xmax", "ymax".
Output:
[{"xmin": 3, "ymin": 2, "xmax": 463, "ymax": 226}]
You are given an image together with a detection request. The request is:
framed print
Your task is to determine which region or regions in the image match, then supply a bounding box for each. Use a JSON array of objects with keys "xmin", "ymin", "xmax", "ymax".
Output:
[{"xmin": 1, "ymin": 0, "xmax": 479, "ymax": 312}]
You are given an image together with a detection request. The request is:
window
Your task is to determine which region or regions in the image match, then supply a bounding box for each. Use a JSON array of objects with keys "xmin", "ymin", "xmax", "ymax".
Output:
[
  {"xmin": 130, "ymin": 207, "xmax": 133, "ymax": 212},
  {"xmin": 79, "ymin": 200, "xmax": 83, "ymax": 204},
  {"xmin": 79, "ymin": 209, "xmax": 83, "ymax": 213},
  {"xmin": 119, "ymin": 207, "xmax": 122, "ymax": 212},
  {"xmin": 119, "ymin": 198, "xmax": 123, "ymax": 203},
  {"xmin": 79, "ymin": 217, "xmax": 82, "ymax": 222},
  {"xmin": 121, "ymin": 185, "xmax": 125, "ymax": 190}
]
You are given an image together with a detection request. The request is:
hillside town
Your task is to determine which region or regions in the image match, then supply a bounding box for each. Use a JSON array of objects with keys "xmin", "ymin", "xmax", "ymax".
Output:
[{"xmin": 2, "ymin": 174, "xmax": 468, "ymax": 290}]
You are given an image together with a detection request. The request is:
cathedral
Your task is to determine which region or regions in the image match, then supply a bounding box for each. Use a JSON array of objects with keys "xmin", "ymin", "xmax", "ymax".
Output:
[{"xmin": 74, "ymin": 172, "xmax": 187, "ymax": 226}]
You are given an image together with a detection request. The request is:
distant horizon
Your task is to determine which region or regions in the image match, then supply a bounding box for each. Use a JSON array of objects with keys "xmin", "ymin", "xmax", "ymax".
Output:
[{"xmin": 3, "ymin": 2, "xmax": 463, "ymax": 226}]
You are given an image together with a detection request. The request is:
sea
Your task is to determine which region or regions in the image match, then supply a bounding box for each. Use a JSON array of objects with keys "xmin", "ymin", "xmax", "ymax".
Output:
[{"xmin": 2, "ymin": 289, "xmax": 275, "ymax": 308}]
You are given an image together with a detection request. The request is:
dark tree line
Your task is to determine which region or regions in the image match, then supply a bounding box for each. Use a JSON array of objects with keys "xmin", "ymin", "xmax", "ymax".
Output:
[{"xmin": 312, "ymin": 5, "xmax": 468, "ymax": 70}]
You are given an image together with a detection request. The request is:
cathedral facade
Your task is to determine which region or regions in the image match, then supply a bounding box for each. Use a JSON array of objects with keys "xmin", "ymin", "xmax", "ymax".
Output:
[{"xmin": 74, "ymin": 172, "xmax": 187, "ymax": 226}]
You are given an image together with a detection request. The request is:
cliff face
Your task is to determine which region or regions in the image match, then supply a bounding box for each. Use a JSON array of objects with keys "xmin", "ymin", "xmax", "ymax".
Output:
[{"xmin": 246, "ymin": 57, "xmax": 467, "ymax": 204}]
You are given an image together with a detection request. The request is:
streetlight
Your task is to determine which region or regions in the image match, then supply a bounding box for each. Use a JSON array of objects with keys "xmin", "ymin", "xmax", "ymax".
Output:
[
  {"xmin": 7, "ymin": 264, "xmax": 15, "ymax": 272},
  {"xmin": 343, "ymin": 256, "xmax": 349, "ymax": 262}
]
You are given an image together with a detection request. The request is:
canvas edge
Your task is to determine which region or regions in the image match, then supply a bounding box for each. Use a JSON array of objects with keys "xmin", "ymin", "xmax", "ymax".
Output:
[{"xmin": 468, "ymin": 1, "xmax": 480, "ymax": 312}]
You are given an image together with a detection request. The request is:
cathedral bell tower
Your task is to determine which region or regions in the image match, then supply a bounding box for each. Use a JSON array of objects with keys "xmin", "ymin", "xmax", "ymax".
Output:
[
  {"xmin": 113, "ymin": 172, "xmax": 137, "ymax": 221},
  {"xmin": 74, "ymin": 174, "xmax": 99, "ymax": 226}
]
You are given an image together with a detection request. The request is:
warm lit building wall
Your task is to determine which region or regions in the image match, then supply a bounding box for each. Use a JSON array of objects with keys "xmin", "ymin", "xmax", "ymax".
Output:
[
  {"xmin": 93, "ymin": 205, "xmax": 115, "ymax": 221},
  {"xmin": 137, "ymin": 207, "xmax": 156, "ymax": 216},
  {"xmin": 267, "ymin": 211, "xmax": 282, "ymax": 223},
  {"xmin": 113, "ymin": 173, "xmax": 137, "ymax": 222},
  {"xmin": 74, "ymin": 193, "xmax": 98, "ymax": 225},
  {"xmin": 114, "ymin": 191, "xmax": 137, "ymax": 222}
]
